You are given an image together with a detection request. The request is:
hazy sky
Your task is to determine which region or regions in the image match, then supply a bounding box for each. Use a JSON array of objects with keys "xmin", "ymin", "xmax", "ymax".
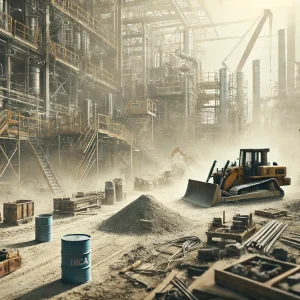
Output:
[{"xmin": 200, "ymin": 0, "xmax": 299, "ymax": 100}]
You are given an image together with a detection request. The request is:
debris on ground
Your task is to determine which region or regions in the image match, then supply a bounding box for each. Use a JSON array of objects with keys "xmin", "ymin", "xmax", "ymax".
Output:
[
  {"xmin": 285, "ymin": 200, "xmax": 300, "ymax": 213},
  {"xmin": 100, "ymin": 195, "xmax": 193, "ymax": 235},
  {"xmin": 255, "ymin": 208, "xmax": 288, "ymax": 219}
]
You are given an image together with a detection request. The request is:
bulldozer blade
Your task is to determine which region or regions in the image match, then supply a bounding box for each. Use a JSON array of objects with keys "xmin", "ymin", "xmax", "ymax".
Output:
[{"xmin": 183, "ymin": 179, "xmax": 222, "ymax": 208}]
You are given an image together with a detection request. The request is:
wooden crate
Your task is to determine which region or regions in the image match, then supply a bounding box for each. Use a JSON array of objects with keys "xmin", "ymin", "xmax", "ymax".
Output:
[
  {"xmin": 3, "ymin": 200, "xmax": 34, "ymax": 224},
  {"xmin": 215, "ymin": 255, "xmax": 300, "ymax": 300},
  {"xmin": 0, "ymin": 251, "xmax": 22, "ymax": 277}
]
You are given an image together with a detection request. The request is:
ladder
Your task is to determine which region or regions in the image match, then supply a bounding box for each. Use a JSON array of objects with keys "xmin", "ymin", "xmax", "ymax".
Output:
[{"xmin": 29, "ymin": 137, "xmax": 62, "ymax": 194}]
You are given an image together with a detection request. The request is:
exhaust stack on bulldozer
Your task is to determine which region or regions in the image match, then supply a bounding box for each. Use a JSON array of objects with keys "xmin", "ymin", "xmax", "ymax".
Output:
[{"xmin": 183, "ymin": 149, "xmax": 291, "ymax": 208}]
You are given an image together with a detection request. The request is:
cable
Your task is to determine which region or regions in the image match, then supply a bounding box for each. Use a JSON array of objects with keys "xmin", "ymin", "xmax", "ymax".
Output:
[{"xmin": 133, "ymin": 236, "xmax": 203, "ymax": 276}]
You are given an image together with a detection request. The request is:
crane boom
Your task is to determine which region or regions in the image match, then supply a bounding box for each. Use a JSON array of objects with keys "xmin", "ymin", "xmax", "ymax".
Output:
[{"xmin": 236, "ymin": 9, "xmax": 272, "ymax": 72}]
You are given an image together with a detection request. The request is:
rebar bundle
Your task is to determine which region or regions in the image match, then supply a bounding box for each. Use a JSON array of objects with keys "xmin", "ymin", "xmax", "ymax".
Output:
[{"xmin": 243, "ymin": 221, "xmax": 287, "ymax": 253}]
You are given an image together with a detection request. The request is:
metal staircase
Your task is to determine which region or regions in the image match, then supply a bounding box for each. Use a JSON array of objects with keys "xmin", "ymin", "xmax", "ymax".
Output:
[
  {"xmin": 75, "ymin": 126, "xmax": 97, "ymax": 183},
  {"xmin": 29, "ymin": 137, "xmax": 62, "ymax": 194}
]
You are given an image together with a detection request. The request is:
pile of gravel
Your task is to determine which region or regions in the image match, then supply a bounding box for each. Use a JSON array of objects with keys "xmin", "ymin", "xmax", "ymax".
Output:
[{"xmin": 100, "ymin": 194, "xmax": 192, "ymax": 235}]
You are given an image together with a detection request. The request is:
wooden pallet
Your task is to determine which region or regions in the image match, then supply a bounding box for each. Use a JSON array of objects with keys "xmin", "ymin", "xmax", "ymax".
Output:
[
  {"xmin": 255, "ymin": 208, "xmax": 288, "ymax": 219},
  {"xmin": 206, "ymin": 224, "xmax": 257, "ymax": 244},
  {"xmin": 53, "ymin": 204, "xmax": 101, "ymax": 217},
  {"xmin": 53, "ymin": 194, "xmax": 102, "ymax": 217}
]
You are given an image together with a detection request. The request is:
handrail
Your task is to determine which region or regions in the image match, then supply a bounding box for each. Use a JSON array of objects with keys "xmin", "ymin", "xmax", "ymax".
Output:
[
  {"xmin": 51, "ymin": 0, "xmax": 117, "ymax": 49},
  {"xmin": 50, "ymin": 41, "xmax": 79, "ymax": 69},
  {"xmin": 14, "ymin": 20, "xmax": 42, "ymax": 50},
  {"xmin": 86, "ymin": 62, "xmax": 116, "ymax": 87}
]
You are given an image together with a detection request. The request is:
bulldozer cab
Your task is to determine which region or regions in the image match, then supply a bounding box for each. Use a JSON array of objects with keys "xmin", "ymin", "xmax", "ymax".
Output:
[{"xmin": 239, "ymin": 148, "xmax": 269, "ymax": 177}]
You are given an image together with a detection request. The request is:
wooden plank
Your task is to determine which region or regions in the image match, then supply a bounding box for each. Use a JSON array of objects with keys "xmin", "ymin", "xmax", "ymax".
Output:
[{"xmin": 143, "ymin": 270, "xmax": 180, "ymax": 300}]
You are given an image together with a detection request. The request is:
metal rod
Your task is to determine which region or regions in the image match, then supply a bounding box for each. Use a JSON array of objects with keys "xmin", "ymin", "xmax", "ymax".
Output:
[
  {"xmin": 265, "ymin": 224, "xmax": 288, "ymax": 252},
  {"xmin": 251, "ymin": 221, "xmax": 277, "ymax": 244},
  {"xmin": 219, "ymin": 160, "xmax": 230, "ymax": 188},
  {"xmin": 206, "ymin": 160, "xmax": 217, "ymax": 183},
  {"xmin": 258, "ymin": 222, "xmax": 283, "ymax": 248},
  {"xmin": 244, "ymin": 220, "xmax": 275, "ymax": 246}
]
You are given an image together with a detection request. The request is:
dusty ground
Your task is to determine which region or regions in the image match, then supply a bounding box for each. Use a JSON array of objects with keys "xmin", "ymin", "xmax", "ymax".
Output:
[{"xmin": 0, "ymin": 180, "xmax": 300, "ymax": 300}]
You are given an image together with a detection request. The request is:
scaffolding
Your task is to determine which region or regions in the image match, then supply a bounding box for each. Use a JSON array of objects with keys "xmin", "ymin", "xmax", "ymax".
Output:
[{"xmin": 51, "ymin": 0, "xmax": 117, "ymax": 50}]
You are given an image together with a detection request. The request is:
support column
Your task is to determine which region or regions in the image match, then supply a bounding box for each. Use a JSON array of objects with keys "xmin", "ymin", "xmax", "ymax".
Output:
[
  {"xmin": 252, "ymin": 60, "xmax": 261, "ymax": 126},
  {"xmin": 278, "ymin": 29, "xmax": 287, "ymax": 101}
]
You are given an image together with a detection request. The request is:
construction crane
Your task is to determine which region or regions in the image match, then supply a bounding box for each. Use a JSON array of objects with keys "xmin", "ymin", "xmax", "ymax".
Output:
[{"xmin": 222, "ymin": 9, "xmax": 273, "ymax": 72}]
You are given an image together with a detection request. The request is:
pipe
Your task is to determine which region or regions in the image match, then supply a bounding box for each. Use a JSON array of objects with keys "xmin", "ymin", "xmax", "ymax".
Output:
[
  {"xmin": 177, "ymin": 50, "xmax": 200, "ymax": 83},
  {"xmin": 287, "ymin": 11, "xmax": 295, "ymax": 99},
  {"xmin": 183, "ymin": 27, "xmax": 191, "ymax": 55},
  {"xmin": 252, "ymin": 60, "xmax": 261, "ymax": 125},
  {"xmin": 278, "ymin": 29, "xmax": 287, "ymax": 101},
  {"xmin": 219, "ymin": 68, "xmax": 229, "ymax": 123},
  {"xmin": 76, "ymin": 32, "xmax": 81, "ymax": 51},
  {"xmin": 236, "ymin": 71, "xmax": 244, "ymax": 132},
  {"xmin": 195, "ymin": 57, "xmax": 202, "ymax": 81},
  {"xmin": 0, "ymin": 0, "xmax": 3, "ymax": 14}
]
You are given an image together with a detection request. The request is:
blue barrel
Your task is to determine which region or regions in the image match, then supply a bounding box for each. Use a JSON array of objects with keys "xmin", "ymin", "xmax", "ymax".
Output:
[
  {"xmin": 35, "ymin": 214, "xmax": 52, "ymax": 243},
  {"xmin": 61, "ymin": 234, "xmax": 91, "ymax": 284}
]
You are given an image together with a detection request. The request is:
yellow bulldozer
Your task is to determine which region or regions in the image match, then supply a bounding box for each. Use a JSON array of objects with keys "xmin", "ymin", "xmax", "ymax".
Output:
[{"xmin": 183, "ymin": 148, "xmax": 291, "ymax": 207}]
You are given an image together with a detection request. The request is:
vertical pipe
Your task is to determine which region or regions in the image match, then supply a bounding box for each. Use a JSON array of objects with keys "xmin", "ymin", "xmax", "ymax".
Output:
[
  {"xmin": 183, "ymin": 27, "xmax": 191, "ymax": 55},
  {"xmin": 219, "ymin": 68, "xmax": 229, "ymax": 124},
  {"xmin": 6, "ymin": 49, "xmax": 10, "ymax": 94},
  {"xmin": 18, "ymin": 113, "xmax": 21, "ymax": 197},
  {"xmin": 45, "ymin": 3, "xmax": 50, "ymax": 119},
  {"xmin": 236, "ymin": 71, "xmax": 244, "ymax": 132},
  {"xmin": 184, "ymin": 74, "xmax": 188, "ymax": 128},
  {"xmin": 142, "ymin": 24, "xmax": 147, "ymax": 95},
  {"xmin": 130, "ymin": 144, "xmax": 133, "ymax": 182},
  {"xmin": 75, "ymin": 77, "xmax": 78, "ymax": 108},
  {"xmin": 287, "ymin": 12, "xmax": 295, "ymax": 99},
  {"xmin": 0, "ymin": 0, "xmax": 3, "ymax": 14},
  {"xmin": 117, "ymin": 0, "xmax": 123, "ymax": 109},
  {"xmin": 58, "ymin": 135, "xmax": 61, "ymax": 172},
  {"xmin": 96, "ymin": 130, "xmax": 99, "ymax": 186},
  {"xmin": 252, "ymin": 60, "xmax": 261, "ymax": 125},
  {"xmin": 278, "ymin": 29, "xmax": 287, "ymax": 101}
]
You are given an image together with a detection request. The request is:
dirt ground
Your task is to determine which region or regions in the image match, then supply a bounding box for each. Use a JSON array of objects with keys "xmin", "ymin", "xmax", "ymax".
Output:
[{"xmin": 0, "ymin": 180, "xmax": 300, "ymax": 300}]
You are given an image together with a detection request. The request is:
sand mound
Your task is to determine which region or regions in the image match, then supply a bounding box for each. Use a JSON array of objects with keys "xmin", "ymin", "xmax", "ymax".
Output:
[{"xmin": 100, "ymin": 194, "xmax": 192, "ymax": 235}]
